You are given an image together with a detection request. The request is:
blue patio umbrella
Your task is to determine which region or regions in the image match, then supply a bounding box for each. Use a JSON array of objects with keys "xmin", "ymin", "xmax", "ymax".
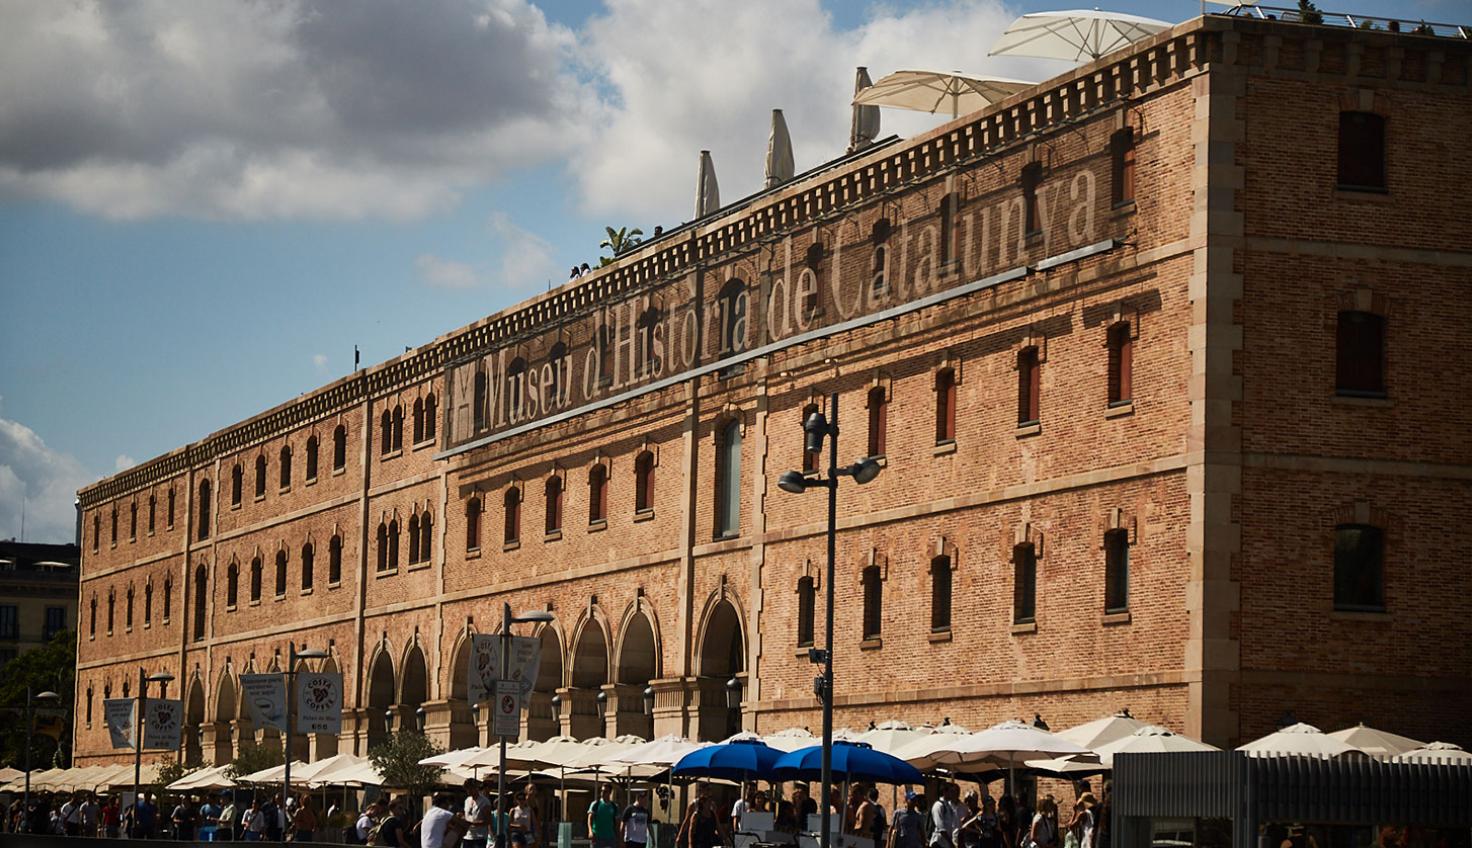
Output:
[
  {"xmin": 771, "ymin": 741, "xmax": 924, "ymax": 785},
  {"xmin": 672, "ymin": 739, "xmax": 784, "ymax": 781}
]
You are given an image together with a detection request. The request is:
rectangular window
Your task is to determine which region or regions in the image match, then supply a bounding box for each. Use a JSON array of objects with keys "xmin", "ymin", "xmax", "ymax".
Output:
[
  {"xmin": 1337, "ymin": 111, "xmax": 1386, "ymax": 191},
  {"xmin": 867, "ymin": 387, "xmax": 887, "ymax": 457},
  {"xmin": 716, "ymin": 420, "xmax": 742, "ymax": 538},
  {"xmin": 862, "ymin": 567, "xmax": 882, "ymax": 640},
  {"xmin": 1013, "ymin": 544, "xmax": 1037, "ymax": 624},
  {"xmin": 930, "ymin": 556, "xmax": 952, "ymax": 632},
  {"xmin": 1104, "ymin": 530, "xmax": 1130, "ymax": 613},
  {"xmin": 1021, "ymin": 162, "xmax": 1043, "ymax": 235},
  {"xmin": 1334, "ymin": 524, "xmax": 1385, "ymax": 611},
  {"xmin": 0, "ymin": 605, "xmax": 17, "ymax": 639},
  {"xmin": 44, "ymin": 606, "xmax": 65, "ymax": 639},
  {"xmin": 1111, "ymin": 127, "xmax": 1136, "ymax": 206},
  {"xmin": 796, "ymin": 577, "xmax": 815, "ymax": 648},
  {"xmin": 1335, "ymin": 311, "xmax": 1385, "ymax": 396},
  {"xmin": 1018, "ymin": 348, "xmax": 1041, "ymax": 425},
  {"xmin": 1108, "ymin": 323, "xmax": 1133, "ymax": 406},
  {"xmin": 935, "ymin": 369, "xmax": 956, "ymax": 443}
]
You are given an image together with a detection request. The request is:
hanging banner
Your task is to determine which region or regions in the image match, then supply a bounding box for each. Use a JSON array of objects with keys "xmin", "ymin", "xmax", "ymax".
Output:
[
  {"xmin": 104, "ymin": 699, "xmax": 136, "ymax": 750},
  {"xmin": 468, "ymin": 634, "xmax": 542, "ymax": 705},
  {"xmin": 240, "ymin": 673, "xmax": 288, "ymax": 731},
  {"xmin": 142, "ymin": 698, "xmax": 182, "ymax": 750},
  {"xmin": 295, "ymin": 671, "xmax": 343, "ymax": 734}
]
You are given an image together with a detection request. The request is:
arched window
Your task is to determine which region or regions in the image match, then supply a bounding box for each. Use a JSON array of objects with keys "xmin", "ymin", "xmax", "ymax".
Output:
[
  {"xmin": 332, "ymin": 425, "xmax": 347, "ymax": 471},
  {"xmin": 1013, "ymin": 543, "xmax": 1037, "ymax": 624},
  {"xmin": 305, "ymin": 435, "xmax": 319, "ymax": 481},
  {"xmin": 227, "ymin": 562, "xmax": 239, "ymax": 608},
  {"xmin": 147, "ymin": 495, "xmax": 156, "ymax": 534},
  {"xmin": 637, "ymin": 306, "xmax": 662, "ymax": 379},
  {"xmin": 544, "ymin": 476, "xmax": 563, "ymax": 534},
  {"xmin": 192, "ymin": 565, "xmax": 207, "ymax": 641},
  {"xmin": 197, "ymin": 480, "xmax": 211, "ymax": 540},
  {"xmin": 715, "ymin": 419, "xmax": 742, "ymax": 538},
  {"xmin": 1107, "ymin": 323, "xmax": 1133, "ymax": 406},
  {"xmin": 597, "ymin": 322, "xmax": 614, "ymax": 387},
  {"xmin": 329, "ymin": 535, "xmax": 343, "ymax": 584},
  {"xmin": 387, "ymin": 519, "xmax": 399, "ymax": 567},
  {"xmin": 424, "ymin": 393, "xmax": 438, "ymax": 441},
  {"xmin": 231, "ymin": 464, "xmax": 244, "ymax": 506},
  {"xmin": 144, "ymin": 580, "xmax": 153, "ymax": 625},
  {"xmin": 1104, "ymin": 529, "xmax": 1130, "ymax": 613},
  {"xmin": 466, "ymin": 499, "xmax": 482, "ymax": 552},
  {"xmin": 254, "ymin": 455, "xmax": 267, "ymax": 498},
  {"xmin": 935, "ymin": 368, "xmax": 957, "ymax": 443},
  {"xmin": 279, "ymin": 445, "xmax": 292, "ymax": 490},
  {"xmin": 1334, "ymin": 524, "xmax": 1384, "ymax": 611},
  {"xmin": 634, "ymin": 451, "xmax": 655, "ymax": 513},
  {"xmin": 250, "ymin": 557, "xmax": 263, "ymax": 602},
  {"xmin": 162, "ymin": 576, "xmax": 172, "ymax": 621},
  {"xmin": 392, "ymin": 405, "xmax": 404, "ymax": 451},
  {"xmin": 380, "ymin": 410, "xmax": 393, "ymax": 455},
  {"xmin": 1017, "ymin": 347, "xmax": 1041, "ymax": 426},
  {"xmin": 801, "ymin": 404, "xmax": 821, "ymax": 473},
  {"xmin": 1338, "ymin": 111, "xmax": 1386, "ymax": 191},
  {"xmin": 301, "ymin": 542, "xmax": 314, "ymax": 591},
  {"xmin": 504, "ymin": 488, "xmax": 522, "ymax": 545},
  {"xmin": 408, "ymin": 513, "xmax": 422, "ymax": 563},
  {"xmin": 413, "ymin": 398, "xmax": 426, "ymax": 444},
  {"xmin": 1111, "ymin": 127, "xmax": 1136, "ymax": 206},
  {"xmin": 274, "ymin": 550, "xmax": 287, "ymax": 597},
  {"xmin": 796, "ymin": 576, "xmax": 815, "ymax": 648},
  {"xmin": 930, "ymin": 555, "xmax": 952, "ymax": 632},
  {"xmin": 1336, "ymin": 311, "xmax": 1386, "ymax": 396},
  {"xmin": 1021, "ymin": 162, "xmax": 1043, "ymax": 234},
  {"xmin": 718, "ymin": 279, "xmax": 747, "ymax": 355},
  {"xmin": 377, "ymin": 522, "xmax": 390, "ymax": 569},
  {"xmin": 86, "ymin": 686, "xmax": 93, "ymax": 725},
  {"xmin": 862, "ymin": 566, "xmax": 882, "ymax": 640},
  {"xmin": 418, "ymin": 511, "xmax": 432, "ymax": 562},
  {"xmin": 129, "ymin": 502, "xmax": 137, "ymax": 541},
  {"xmin": 125, "ymin": 585, "xmax": 134, "ymax": 629},
  {"xmin": 867, "ymin": 386, "xmax": 887, "ymax": 458},
  {"xmin": 588, "ymin": 464, "xmax": 608, "ymax": 524}
]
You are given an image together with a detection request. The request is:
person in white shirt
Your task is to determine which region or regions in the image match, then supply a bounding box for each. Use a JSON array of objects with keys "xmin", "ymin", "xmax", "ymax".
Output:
[
  {"xmin": 730, "ymin": 784, "xmax": 757, "ymax": 834},
  {"xmin": 358, "ymin": 800, "xmax": 384, "ymax": 844},
  {"xmin": 463, "ymin": 780, "xmax": 495, "ymax": 848},
  {"xmin": 421, "ymin": 792, "xmax": 466, "ymax": 848},
  {"xmin": 930, "ymin": 784, "xmax": 959, "ymax": 848}
]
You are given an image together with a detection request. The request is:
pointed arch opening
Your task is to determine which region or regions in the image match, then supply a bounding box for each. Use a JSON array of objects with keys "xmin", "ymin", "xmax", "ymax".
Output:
[
  {"xmin": 366, "ymin": 650, "xmax": 396, "ymax": 749},
  {"xmin": 617, "ymin": 612, "xmax": 658, "ymax": 739},
  {"xmin": 697, "ymin": 599, "xmax": 745, "ymax": 741}
]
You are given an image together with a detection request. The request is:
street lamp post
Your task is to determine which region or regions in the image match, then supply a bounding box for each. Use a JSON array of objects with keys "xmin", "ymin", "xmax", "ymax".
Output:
[
  {"xmin": 133, "ymin": 670, "xmax": 175, "ymax": 838},
  {"xmin": 22, "ymin": 686, "xmax": 60, "ymax": 832},
  {"xmin": 497, "ymin": 603, "xmax": 555, "ymax": 848},
  {"xmin": 776, "ymin": 392, "xmax": 881, "ymax": 848},
  {"xmin": 282, "ymin": 644, "xmax": 329, "ymax": 840}
]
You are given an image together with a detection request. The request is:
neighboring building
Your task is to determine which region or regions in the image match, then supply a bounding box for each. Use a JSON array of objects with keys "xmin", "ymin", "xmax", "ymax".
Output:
[
  {"xmin": 0, "ymin": 541, "xmax": 80, "ymax": 668},
  {"xmin": 73, "ymin": 12, "xmax": 1472, "ymax": 769}
]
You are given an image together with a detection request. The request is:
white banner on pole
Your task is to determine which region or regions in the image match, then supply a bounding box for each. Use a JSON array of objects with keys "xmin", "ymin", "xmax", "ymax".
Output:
[
  {"xmin": 492, "ymin": 681, "xmax": 521, "ymax": 738},
  {"xmin": 143, "ymin": 699, "xmax": 182, "ymax": 750},
  {"xmin": 240, "ymin": 673, "xmax": 288, "ymax": 731},
  {"xmin": 104, "ymin": 699, "xmax": 136, "ymax": 750},
  {"xmin": 468, "ymin": 634, "xmax": 542, "ymax": 704},
  {"xmin": 295, "ymin": 671, "xmax": 343, "ymax": 734}
]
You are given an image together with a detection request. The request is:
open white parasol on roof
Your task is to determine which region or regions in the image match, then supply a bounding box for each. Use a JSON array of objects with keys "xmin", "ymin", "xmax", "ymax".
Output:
[
  {"xmin": 990, "ymin": 10, "xmax": 1171, "ymax": 62},
  {"xmin": 1324, "ymin": 724, "xmax": 1424, "ymax": 757},
  {"xmin": 1237, "ymin": 723, "xmax": 1364, "ymax": 758},
  {"xmin": 853, "ymin": 70, "xmax": 1034, "ymax": 119},
  {"xmin": 1055, "ymin": 711, "xmax": 1150, "ymax": 750},
  {"xmin": 1392, "ymin": 742, "xmax": 1472, "ymax": 764}
]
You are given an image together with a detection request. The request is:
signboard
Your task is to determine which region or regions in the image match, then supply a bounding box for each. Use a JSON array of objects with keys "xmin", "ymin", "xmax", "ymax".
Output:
[
  {"xmin": 142, "ymin": 698, "xmax": 182, "ymax": 750},
  {"xmin": 240, "ymin": 673, "xmax": 288, "ymax": 731},
  {"xmin": 468, "ymin": 634, "xmax": 542, "ymax": 704},
  {"xmin": 492, "ymin": 681, "xmax": 521, "ymax": 738},
  {"xmin": 295, "ymin": 671, "xmax": 343, "ymax": 734},
  {"xmin": 104, "ymin": 699, "xmax": 136, "ymax": 750}
]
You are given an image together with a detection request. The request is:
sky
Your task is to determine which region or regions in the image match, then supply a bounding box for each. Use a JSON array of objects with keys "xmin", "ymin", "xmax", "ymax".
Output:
[{"xmin": 0, "ymin": 0, "xmax": 1456, "ymax": 543}]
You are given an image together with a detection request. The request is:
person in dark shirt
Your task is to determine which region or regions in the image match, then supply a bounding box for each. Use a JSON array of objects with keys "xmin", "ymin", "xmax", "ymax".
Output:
[
  {"xmin": 173, "ymin": 796, "xmax": 198, "ymax": 841},
  {"xmin": 376, "ymin": 799, "xmax": 412, "ymax": 848}
]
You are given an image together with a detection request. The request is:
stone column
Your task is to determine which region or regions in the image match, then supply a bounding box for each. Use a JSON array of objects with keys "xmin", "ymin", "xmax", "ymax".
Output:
[
  {"xmin": 649, "ymin": 678, "xmax": 694, "ymax": 741},
  {"xmin": 204, "ymin": 721, "xmax": 232, "ymax": 766},
  {"xmin": 562, "ymin": 687, "xmax": 602, "ymax": 739},
  {"xmin": 524, "ymin": 691, "xmax": 556, "ymax": 743},
  {"xmin": 603, "ymin": 683, "xmax": 653, "ymax": 740},
  {"xmin": 421, "ymin": 699, "xmax": 459, "ymax": 750}
]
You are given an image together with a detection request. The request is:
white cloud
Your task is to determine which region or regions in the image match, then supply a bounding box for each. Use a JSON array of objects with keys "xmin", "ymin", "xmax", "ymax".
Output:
[
  {"xmin": 488, "ymin": 212, "xmax": 559, "ymax": 292},
  {"xmin": 416, "ymin": 254, "xmax": 481, "ymax": 290},
  {"xmin": 114, "ymin": 455, "xmax": 137, "ymax": 472},
  {"xmin": 0, "ymin": 399, "xmax": 95, "ymax": 543},
  {"xmin": 312, "ymin": 353, "xmax": 329, "ymax": 372}
]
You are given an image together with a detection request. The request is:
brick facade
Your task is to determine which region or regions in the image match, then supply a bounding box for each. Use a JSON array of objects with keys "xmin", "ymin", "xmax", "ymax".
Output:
[{"xmin": 72, "ymin": 15, "xmax": 1472, "ymax": 767}]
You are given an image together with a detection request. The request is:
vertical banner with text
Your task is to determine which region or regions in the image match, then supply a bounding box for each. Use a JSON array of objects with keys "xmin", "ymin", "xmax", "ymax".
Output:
[
  {"xmin": 104, "ymin": 699, "xmax": 136, "ymax": 750},
  {"xmin": 142, "ymin": 699, "xmax": 182, "ymax": 751},
  {"xmin": 240, "ymin": 673, "xmax": 288, "ymax": 731},
  {"xmin": 294, "ymin": 671, "xmax": 343, "ymax": 734},
  {"xmin": 467, "ymin": 634, "xmax": 542, "ymax": 704}
]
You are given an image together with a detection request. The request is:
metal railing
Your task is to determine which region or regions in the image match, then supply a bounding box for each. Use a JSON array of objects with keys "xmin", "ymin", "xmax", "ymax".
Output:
[{"xmin": 1214, "ymin": 3, "xmax": 1471, "ymax": 40}]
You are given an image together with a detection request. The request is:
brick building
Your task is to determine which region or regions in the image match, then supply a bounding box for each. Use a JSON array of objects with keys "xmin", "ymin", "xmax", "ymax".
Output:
[
  {"xmin": 72, "ymin": 13, "xmax": 1472, "ymax": 768},
  {"xmin": 0, "ymin": 540, "xmax": 79, "ymax": 668}
]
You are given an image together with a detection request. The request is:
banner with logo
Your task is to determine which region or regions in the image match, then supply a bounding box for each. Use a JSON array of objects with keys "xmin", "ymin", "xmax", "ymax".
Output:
[
  {"xmin": 142, "ymin": 698, "xmax": 182, "ymax": 750},
  {"xmin": 104, "ymin": 699, "xmax": 136, "ymax": 750},
  {"xmin": 294, "ymin": 671, "xmax": 343, "ymax": 734},
  {"xmin": 240, "ymin": 673, "xmax": 288, "ymax": 731},
  {"xmin": 468, "ymin": 634, "xmax": 542, "ymax": 705}
]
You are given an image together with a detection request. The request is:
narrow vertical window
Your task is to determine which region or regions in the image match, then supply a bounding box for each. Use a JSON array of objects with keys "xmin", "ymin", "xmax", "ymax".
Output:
[
  {"xmin": 801, "ymin": 404, "xmax": 821, "ymax": 473},
  {"xmin": 129, "ymin": 502, "xmax": 137, "ymax": 541},
  {"xmin": 715, "ymin": 419, "xmax": 742, "ymax": 538},
  {"xmin": 301, "ymin": 542, "xmax": 314, "ymax": 590},
  {"xmin": 1013, "ymin": 543, "xmax": 1037, "ymax": 624},
  {"xmin": 279, "ymin": 445, "xmax": 291, "ymax": 490},
  {"xmin": 504, "ymin": 488, "xmax": 522, "ymax": 545},
  {"xmin": 547, "ymin": 343, "xmax": 568, "ymax": 408},
  {"xmin": 329, "ymin": 535, "xmax": 343, "ymax": 584},
  {"xmin": 162, "ymin": 577, "xmax": 171, "ymax": 621},
  {"xmin": 144, "ymin": 581, "xmax": 153, "ymax": 624},
  {"xmin": 930, "ymin": 555, "xmax": 952, "ymax": 632},
  {"xmin": 1336, "ymin": 310, "xmax": 1386, "ymax": 396},
  {"xmin": 227, "ymin": 563, "xmax": 238, "ymax": 607},
  {"xmin": 387, "ymin": 519, "xmax": 399, "ymax": 568},
  {"xmin": 473, "ymin": 368, "xmax": 488, "ymax": 431},
  {"xmin": 1338, "ymin": 111, "xmax": 1386, "ymax": 191},
  {"xmin": 332, "ymin": 425, "xmax": 347, "ymax": 471},
  {"xmin": 392, "ymin": 405, "xmax": 404, "ymax": 451},
  {"xmin": 1334, "ymin": 524, "xmax": 1385, "ymax": 611},
  {"xmin": 1017, "ymin": 347, "xmax": 1041, "ymax": 426},
  {"xmin": 1107, "ymin": 323, "xmax": 1133, "ymax": 406},
  {"xmin": 935, "ymin": 368, "xmax": 957, "ymax": 443},
  {"xmin": 107, "ymin": 591, "xmax": 115, "ymax": 634},
  {"xmin": 871, "ymin": 247, "xmax": 888, "ymax": 299},
  {"xmin": 418, "ymin": 512, "xmax": 431, "ymax": 562},
  {"xmin": 1104, "ymin": 529, "xmax": 1130, "ymax": 613},
  {"xmin": 86, "ymin": 687, "xmax": 93, "ymax": 725},
  {"xmin": 466, "ymin": 499, "xmax": 482, "ymax": 552},
  {"xmin": 408, "ymin": 514, "xmax": 422, "ymax": 563},
  {"xmin": 796, "ymin": 576, "xmax": 815, "ymax": 647},
  {"xmin": 424, "ymin": 393, "xmax": 438, "ymax": 441},
  {"xmin": 167, "ymin": 488, "xmax": 175, "ymax": 528},
  {"xmin": 588, "ymin": 465, "xmax": 608, "ymax": 524},
  {"xmin": 544, "ymin": 477, "xmax": 563, "ymax": 535},
  {"xmin": 867, "ymin": 386, "xmax": 887, "ymax": 458},
  {"xmin": 938, "ymin": 193, "xmax": 955, "ymax": 266},
  {"xmin": 125, "ymin": 585, "xmax": 134, "ymax": 629},
  {"xmin": 92, "ymin": 514, "xmax": 100, "ymax": 552},
  {"xmin": 232, "ymin": 464, "xmax": 243, "ymax": 506},
  {"xmin": 377, "ymin": 523, "xmax": 390, "ymax": 570},
  {"xmin": 251, "ymin": 557, "xmax": 263, "ymax": 601},
  {"xmin": 254, "ymin": 456, "xmax": 266, "ymax": 498},
  {"xmin": 197, "ymin": 480, "xmax": 211, "ymax": 540},
  {"xmin": 147, "ymin": 495, "xmax": 156, "ymax": 533},
  {"xmin": 305, "ymin": 435, "xmax": 319, "ymax": 481},
  {"xmin": 274, "ymin": 550, "xmax": 287, "ymax": 597},
  {"xmin": 192, "ymin": 565, "xmax": 206, "ymax": 641},
  {"xmin": 89, "ymin": 597, "xmax": 97, "ymax": 638},
  {"xmin": 413, "ymin": 398, "xmax": 425, "ymax": 444},
  {"xmin": 1021, "ymin": 162, "xmax": 1043, "ymax": 235},
  {"xmin": 718, "ymin": 279, "xmax": 747, "ymax": 356},
  {"xmin": 380, "ymin": 410, "xmax": 392, "ymax": 455},
  {"xmin": 1111, "ymin": 127, "xmax": 1136, "ymax": 206},
  {"xmin": 111, "ymin": 506, "xmax": 118, "ymax": 545},
  {"xmin": 508, "ymin": 358, "xmax": 527, "ymax": 420},
  {"xmin": 861, "ymin": 566, "xmax": 882, "ymax": 640},
  {"xmin": 634, "ymin": 451, "xmax": 655, "ymax": 513}
]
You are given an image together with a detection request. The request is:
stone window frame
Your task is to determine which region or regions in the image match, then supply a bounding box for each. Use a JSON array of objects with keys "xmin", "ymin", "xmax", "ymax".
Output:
[
  {"xmin": 1098, "ymin": 507, "xmax": 1139, "ymax": 624},
  {"xmin": 1326, "ymin": 284, "xmax": 1391, "ymax": 403},
  {"xmin": 587, "ymin": 453, "xmax": 612, "ymax": 530},
  {"xmin": 1011, "ymin": 522, "xmax": 1045, "ymax": 633},
  {"xmin": 858, "ymin": 548, "xmax": 888, "ymax": 649},
  {"xmin": 1014, "ymin": 328, "xmax": 1048, "ymax": 436},
  {"xmin": 1329, "ymin": 499, "xmax": 1394, "ymax": 618},
  {"xmin": 1105, "ymin": 301, "xmax": 1141, "ymax": 417},
  {"xmin": 633, "ymin": 438, "xmax": 660, "ymax": 521},
  {"xmin": 927, "ymin": 536, "xmax": 958, "ymax": 641},
  {"xmin": 933, "ymin": 350, "xmax": 963, "ymax": 454}
]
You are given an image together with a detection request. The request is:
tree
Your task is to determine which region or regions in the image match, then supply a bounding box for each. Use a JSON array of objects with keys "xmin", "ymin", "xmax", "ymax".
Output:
[
  {"xmin": 1297, "ymin": 0, "xmax": 1324, "ymax": 24},
  {"xmin": 368, "ymin": 730, "xmax": 444, "ymax": 802},
  {"xmin": 225, "ymin": 737, "xmax": 284, "ymax": 781},
  {"xmin": 599, "ymin": 226, "xmax": 644, "ymax": 266},
  {"xmin": 154, "ymin": 755, "xmax": 193, "ymax": 790},
  {"xmin": 0, "ymin": 630, "xmax": 76, "ymax": 769}
]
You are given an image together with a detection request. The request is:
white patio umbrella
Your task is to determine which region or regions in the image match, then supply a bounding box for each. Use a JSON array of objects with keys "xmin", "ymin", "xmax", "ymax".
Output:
[
  {"xmin": 1055, "ymin": 711, "xmax": 1150, "ymax": 750},
  {"xmin": 990, "ymin": 10, "xmax": 1171, "ymax": 62},
  {"xmin": 853, "ymin": 70, "xmax": 1034, "ymax": 119},
  {"xmin": 461, "ymin": 737, "xmax": 553, "ymax": 769},
  {"xmin": 1021, "ymin": 753, "xmax": 1108, "ymax": 776},
  {"xmin": 856, "ymin": 722, "xmax": 932, "ymax": 758},
  {"xmin": 608, "ymin": 735, "xmax": 706, "ymax": 767},
  {"xmin": 0, "ymin": 766, "xmax": 24, "ymax": 784},
  {"xmin": 1092, "ymin": 725, "xmax": 1219, "ymax": 766},
  {"xmin": 903, "ymin": 719, "xmax": 1088, "ymax": 794},
  {"xmin": 850, "ymin": 67, "xmax": 881, "ymax": 151},
  {"xmin": 765, "ymin": 109, "xmax": 795, "ymax": 189},
  {"xmin": 1237, "ymin": 723, "xmax": 1363, "ymax": 758},
  {"xmin": 763, "ymin": 727, "xmax": 819, "ymax": 753},
  {"xmin": 239, "ymin": 760, "xmax": 310, "ymax": 783},
  {"xmin": 420, "ymin": 747, "xmax": 487, "ymax": 768},
  {"xmin": 1392, "ymin": 742, "xmax": 1472, "ymax": 764},
  {"xmin": 167, "ymin": 764, "xmax": 238, "ymax": 791},
  {"xmin": 1325, "ymin": 724, "xmax": 1424, "ymax": 757},
  {"xmin": 696, "ymin": 151, "xmax": 721, "ymax": 218}
]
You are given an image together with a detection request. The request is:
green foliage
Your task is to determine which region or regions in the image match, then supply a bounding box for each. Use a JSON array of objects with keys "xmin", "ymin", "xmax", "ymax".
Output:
[
  {"xmin": 368, "ymin": 730, "xmax": 444, "ymax": 798},
  {"xmin": 0, "ymin": 630, "xmax": 76, "ymax": 769},
  {"xmin": 225, "ymin": 738, "xmax": 284, "ymax": 780},
  {"xmin": 599, "ymin": 226, "xmax": 645, "ymax": 266},
  {"xmin": 154, "ymin": 755, "xmax": 193, "ymax": 789},
  {"xmin": 1297, "ymin": 0, "xmax": 1324, "ymax": 25},
  {"xmin": 1411, "ymin": 21, "xmax": 1435, "ymax": 34}
]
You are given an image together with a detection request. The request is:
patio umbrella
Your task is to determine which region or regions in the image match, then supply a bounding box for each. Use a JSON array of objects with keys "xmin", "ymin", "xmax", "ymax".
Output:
[
  {"xmin": 850, "ymin": 67, "xmax": 881, "ymax": 151},
  {"xmin": 852, "ymin": 70, "xmax": 1034, "ymax": 119},
  {"xmin": 1054, "ymin": 712, "xmax": 1150, "ymax": 750},
  {"xmin": 608, "ymin": 735, "xmax": 706, "ymax": 767},
  {"xmin": 1325, "ymin": 724, "xmax": 1424, "ymax": 757},
  {"xmin": 772, "ymin": 741, "xmax": 923, "ymax": 785},
  {"xmin": 238, "ymin": 760, "xmax": 310, "ymax": 783},
  {"xmin": 696, "ymin": 151, "xmax": 721, "ymax": 218},
  {"xmin": 672, "ymin": 739, "xmax": 782, "ymax": 781},
  {"xmin": 902, "ymin": 719, "xmax": 1089, "ymax": 794},
  {"xmin": 0, "ymin": 767, "xmax": 23, "ymax": 784},
  {"xmin": 1392, "ymin": 742, "xmax": 1472, "ymax": 764},
  {"xmin": 168, "ymin": 765, "xmax": 238, "ymax": 791},
  {"xmin": 856, "ymin": 722, "xmax": 931, "ymax": 758},
  {"xmin": 420, "ymin": 747, "xmax": 486, "ymax": 768},
  {"xmin": 1091, "ymin": 725, "xmax": 1219, "ymax": 766},
  {"xmin": 763, "ymin": 728, "xmax": 819, "ymax": 753},
  {"xmin": 765, "ymin": 109, "xmax": 795, "ymax": 189},
  {"xmin": 1020, "ymin": 753, "xmax": 1108, "ymax": 777},
  {"xmin": 1237, "ymin": 723, "xmax": 1363, "ymax": 758},
  {"xmin": 989, "ymin": 10, "xmax": 1171, "ymax": 62}
]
